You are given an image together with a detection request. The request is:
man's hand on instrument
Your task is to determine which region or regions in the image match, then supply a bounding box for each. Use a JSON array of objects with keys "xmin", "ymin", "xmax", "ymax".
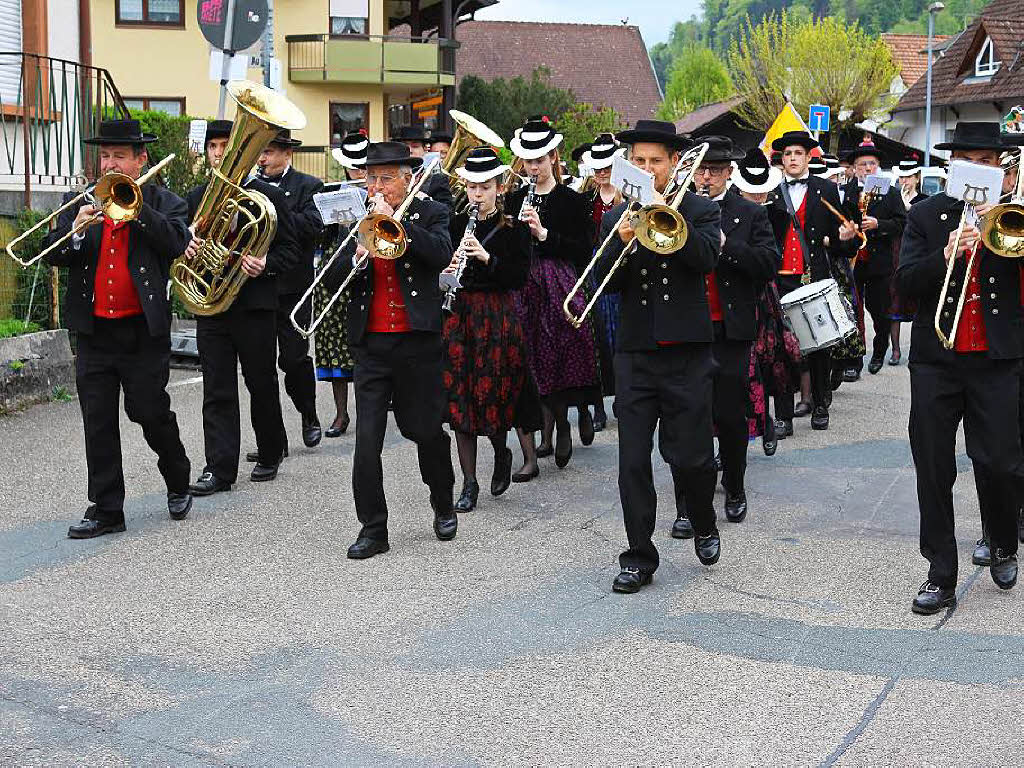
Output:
[
  {"xmin": 240, "ymin": 252, "xmax": 266, "ymax": 277},
  {"xmin": 183, "ymin": 234, "xmax": 204, "ymax": 260},
  {"xmin": 975, "ymin": 202, "xmax": 995, "ymax": 218},
  {"xmin": 839, "ymin": 220, "xmax": 859, "ymax": 241},
  {"xmin": 373, "ymin": 197, "xmax": 395, "ymax": 218},
  {"xmin": 73, "ymin": 204, "xmax": 101, "ymax": 234},
  {"xmin": 861, "ymin": 216, "xmax": 879, "ymax": 232},
  {"xmin": 617, "ymin": 215, "xmax": 635, "ymax": 245},
  {"xmin": 945, "ymin": 224, "xmax": 980, "ymax": 261}
]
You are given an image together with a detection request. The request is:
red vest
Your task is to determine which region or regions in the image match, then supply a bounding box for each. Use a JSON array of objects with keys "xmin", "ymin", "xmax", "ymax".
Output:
[
  {"xmin": 93, "ymin": 219, "xmax": 142, "ymax": 319},
  {"xmin": 953, "ymin": 247, "xmax": 987, "ymax": 353},
  {"xmin": 705, "ymin": 272, "xmax": 723, "ymax": 322},
  {"xmin": 780, "ymin": 195, "xmax": 807, "ymax": 275},
  {"xmin": 366, "ymin": 259, "xmax": 411, "ymax": 333}
]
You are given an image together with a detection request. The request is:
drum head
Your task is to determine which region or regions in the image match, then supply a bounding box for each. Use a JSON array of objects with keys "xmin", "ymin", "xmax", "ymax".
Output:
[{"xmin": 780, "ymin": 278, "xmax": 837, "ymax": 306}]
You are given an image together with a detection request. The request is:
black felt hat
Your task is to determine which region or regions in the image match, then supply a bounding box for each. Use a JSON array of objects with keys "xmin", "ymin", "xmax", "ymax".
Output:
[
  {"xmin": 363, "ymin": 141, "xmax": 423, "ymax": 170},
  {"xmin": 429, "ymin": 132, "xmax": 453, "ymax": 146},
  {"xmin": 934, "ymin": 122, "xmax": 1006, "ymax": 151},
  {"xmin": 205, "ymin": 120, "xmax": 233, "ymax": 142},
  {"xmin": 699, "ymin": 135, "xmax": 744, "ymax": 163},
  {"xmin": 395, "ymin": 125, "xmax": 428, "ymax": 143},
  {"xmin": 83, "ymin": 119, "xmax": 158, "ymax": 146},
  {"xmin": 270, "ymin": 128, "xmax": 302, "ymax": 148},
  {"xmin": 770, "ymin": 130, "xmax": 818, "ymax": 152},
  {"xmin": 510, "ymin": 116, "xmax": 563, "ymax": 159},
  {"xmin": 843, "ymin": 142, "xmax": 883, "ymax": 163},
  {"xmin": 616, "ymin": 119, "xmax": 689, "ymax": 151}
]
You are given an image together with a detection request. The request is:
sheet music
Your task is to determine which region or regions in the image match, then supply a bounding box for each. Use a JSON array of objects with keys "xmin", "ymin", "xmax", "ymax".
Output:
[
  {"xmin": 313, "ymin": 185, "xmax": 367, "ymax": 226},
  {"xmin": 946, "ymin": 160, "xmax": 1004, "ymax": 208},
  {"xmin": 862, "ymin": 174, "xmax": 891, "ymax": 196},
  {"xmin": 610, "ymin": 155, "xmax": 654, "ymax": 205}
]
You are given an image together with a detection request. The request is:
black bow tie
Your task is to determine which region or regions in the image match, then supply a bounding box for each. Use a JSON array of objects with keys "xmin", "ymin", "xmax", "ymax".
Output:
[
  {"xmin": 259, "ymin": 172, "xmax": 284, "ymax": 184},
  {"xmin": 786, "ymin": 177, "xmax": 807, "ymax": 187}
]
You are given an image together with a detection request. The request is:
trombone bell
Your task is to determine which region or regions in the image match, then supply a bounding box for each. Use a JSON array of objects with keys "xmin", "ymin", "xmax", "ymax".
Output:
[
  {"xmin": 981, "ymin": 205, "xmax": 1024, "ymax": 257},
  {"xmin": 357, "ymin": 214, "xmax": 406, "ymax": 260},
  {"xmin": 632, "ymin": 205, "xmax": 688, "ymax": 255}
]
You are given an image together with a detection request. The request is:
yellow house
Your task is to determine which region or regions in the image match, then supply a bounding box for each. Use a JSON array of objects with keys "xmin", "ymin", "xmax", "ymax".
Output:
[{"xmin": 88, "ymin": 0, "xmax": 495, "ymax": 177}]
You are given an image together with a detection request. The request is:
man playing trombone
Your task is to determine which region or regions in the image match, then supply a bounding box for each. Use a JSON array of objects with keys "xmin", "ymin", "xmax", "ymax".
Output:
[
  {"xmin": 588, "ymin": 119, "xmax": 723, "ymax": 594},
  {"xmin": 323, "ymin": 141, "xmax": 457, "ymax": 559},
  {"xmin": 41, "ymin": 119, "xmax": 193, "ymax": 538}
]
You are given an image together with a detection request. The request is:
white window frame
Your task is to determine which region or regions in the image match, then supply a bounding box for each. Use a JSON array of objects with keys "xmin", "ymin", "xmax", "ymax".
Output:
[{"xmin": 975, "ymin": 36, "xmax": 1001, "ymax": 77}]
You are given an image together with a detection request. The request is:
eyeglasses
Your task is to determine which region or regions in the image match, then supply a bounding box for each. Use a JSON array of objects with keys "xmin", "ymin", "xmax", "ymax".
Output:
[
  {"xmin": 367, "ymin": 174, "xmax": 400, "ymax": 185},
  {"xmin": 696, "ymin": 166, "xmax": 730, "ymax": 177}
]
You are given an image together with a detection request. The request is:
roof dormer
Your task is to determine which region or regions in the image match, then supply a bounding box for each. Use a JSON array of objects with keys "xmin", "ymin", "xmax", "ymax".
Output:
[
  {"xmin": 957, "ymin": 24, "xmax": 1002, "ymax": 82},
  {"xmin": 974, "ymin": 34, "xmax": 1001, "ymax": 77}
]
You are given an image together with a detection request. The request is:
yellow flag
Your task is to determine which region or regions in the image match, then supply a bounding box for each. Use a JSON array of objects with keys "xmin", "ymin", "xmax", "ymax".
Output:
[{"xmin": 760, "ymin": 102, "xmax": 820, "ymax": 157}]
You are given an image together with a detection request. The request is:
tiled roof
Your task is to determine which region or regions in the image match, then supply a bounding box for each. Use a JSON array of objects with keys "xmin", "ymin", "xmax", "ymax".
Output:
[
  {"xmin": 881, "ymin": 33, "xmax": 952, "ymax": 87},
  {"xmin": 453, "ymin": 20, "xmax": 662, "ymax": 126},
  {"xmin": 896, "ymin": 0, "xmax": 1024, "ymax": 111},
  {"xmin": 673, "ymin": 96, "xmax": 745, "ymax": 133}
]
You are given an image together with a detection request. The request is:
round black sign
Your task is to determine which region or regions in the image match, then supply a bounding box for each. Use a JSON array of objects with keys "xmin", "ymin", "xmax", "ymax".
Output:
[{"xmin": 197, "ymin": 0, "xmax": 269, "ymax": 51}]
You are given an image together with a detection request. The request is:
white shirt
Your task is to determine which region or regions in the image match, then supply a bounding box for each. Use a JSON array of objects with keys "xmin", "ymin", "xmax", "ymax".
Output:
[{"xmin": 783, "ymin": 172, "xmax": 810, "ymax": 209}]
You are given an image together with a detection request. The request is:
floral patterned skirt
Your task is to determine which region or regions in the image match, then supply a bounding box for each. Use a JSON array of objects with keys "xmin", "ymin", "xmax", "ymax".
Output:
[
  {"xmin": 748, "ymin": 282, "xmax": 803, "ymax": 437},
  {"xmin": 442, "ymin": 290, "xmax": 541, "ymax": 436},
  {"xmin": 313, "ymin": 279, "xmax": 353, "ymax": 381}
]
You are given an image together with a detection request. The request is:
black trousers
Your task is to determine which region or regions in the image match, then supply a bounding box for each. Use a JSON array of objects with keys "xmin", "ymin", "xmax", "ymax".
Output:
[
  {"xmin": 352, "ymin": 332, "xmax": 455, "ymax": 541},
  {"xmin": 76, "ymin": 316, "xmax": 190, "ymax": 521},
  {"xmin": 909, "ymin": 357, "xmax": 1023, "ymax": 587},
  {"xmin": 972, "ymin": 369, "xmax": 1024, "ymax": 542},
  {"xmin": 615, "ymin": 344, "xmax": 717, "ymax": 573},
  {"xmin": 775, "ymin": 348, "xmax": 831, "ymax": 420},
  {"xmin": 276, "ymin": 292, "xmax": 318, "ymax": 420},
  {"xmin": 855, "ymin": 269, "xmax": 893, "ymax": 364},
  {"xmin": 197, "ymin": 307, "xmax": 285, "ymax": 483},
  {"xmin": 711, "ymin": 330, "xmax": 752, "ymax": 495}
]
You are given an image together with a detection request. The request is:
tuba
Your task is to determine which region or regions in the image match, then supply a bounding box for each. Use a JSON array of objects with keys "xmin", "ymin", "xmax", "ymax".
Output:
[
  {"xmin": 443, "ymin": 110, "xmax": 505, "ymax": 211},
  {"xmin": 170, "ymin": 80, "xmax": 306, "ymax": 316}
]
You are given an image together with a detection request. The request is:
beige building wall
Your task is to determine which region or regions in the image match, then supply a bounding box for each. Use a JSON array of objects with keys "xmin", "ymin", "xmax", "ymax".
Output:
[{"xmin": 88, "ymin": 0, "xmax": 390, "ymax": 145}]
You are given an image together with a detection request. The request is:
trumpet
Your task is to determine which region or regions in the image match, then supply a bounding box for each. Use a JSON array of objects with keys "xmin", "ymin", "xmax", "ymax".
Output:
[
  {"xmin": 441, "ymin": 202, "xmax": 479, "ymax": 312},
  {"xmin": 563, "ymin": 142, "xmax": 709, "ymax": 329},
  {"xmin": 6, "ymin": 154, "xmax": 175, "ymax": 267},
  {"xmin": 290, "ymin": 159, "xmax": 438, "ymax": 338},
  {"xmin": 934, "ymin": 185, "xmax": 990, "ymax": 349}
]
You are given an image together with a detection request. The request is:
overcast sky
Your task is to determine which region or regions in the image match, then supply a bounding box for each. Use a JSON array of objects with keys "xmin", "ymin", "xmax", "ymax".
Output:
[{"xmin": 473, "ymin": 1, "xmax": 702, "ymax": 47}]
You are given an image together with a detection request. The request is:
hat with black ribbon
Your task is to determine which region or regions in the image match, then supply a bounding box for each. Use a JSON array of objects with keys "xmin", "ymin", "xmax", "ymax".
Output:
[
  {"xmin": 808, "ymin": 155, "xmax": 828, "ymax": 175},
  {"xmin": 934, "ymin": 122, "xmax": 1006, "ymax": 151},
  {"xmin": 205, "ymin": 120, "xmax": 233, "ymax": 143},
  {"xmin": 509, "ymin": 115, "xmax": 563, "ymax": 160},
  {"xmin": 83, "ymin": 119, "xmax": 158, "ymax": 146},
  {"xmin": 331, "ymin": 132, "xmax": 369, "ymax": 169},
  {"xmin": 454, "ymin": 146, "xmax": 511, "ymax": 183},
  {"xmin": 616, "ymin": 119, "xmax": 690, "ymax": 151},
  {"xmin": 730, "ymin": 147, "xmax": 783, "ymax": 194},
  {"xmin": 843, "ymin": 142, "xmax": 883, "ymax": 164},
  {"xmin": 363, "ymin": 141, "xmax": 423, "ymax": 170},
  {"xmin": 581, "ymin": 133, "xmax": 626, "ymax": 169},
  {"xmin": 770, "ymin": 130, "xmax": 819, "ymax": 152},
  {"xmin": 270, "ymin": 128, "xmax": 302, "ymax": 148},
  {"xmin": 892, "ymin": 158, "xmax": 922, "ymax": 177}
]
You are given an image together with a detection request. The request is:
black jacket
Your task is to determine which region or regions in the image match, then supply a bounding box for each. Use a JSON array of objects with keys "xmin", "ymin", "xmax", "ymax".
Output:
[
  {"xmin": 259, "ymin": 167, "xmax": 324, "ymax": 295},
  {"xmin": 326, "ymin": 195, "xmax": 452, "ymax": 343},
  {"xmin": 596, "ymin": 191, "xmax": 721, "ymax": 350},
  {"xmin": 424, "ymin": 172, "xmax": 454, "ymax": 209},
  {"xmin": 448, "ymin": 212, "xmax": 530, "ymax": 292},
  {"xmin": 43, "ymin": 183, "xmax": 189, "ymax": 337},
  {"xmin": 765, "ymin": 176, "xmax": 856, "ymax": 282},
  {"xmin": 895, "ymin": 193, "xmax": 1024, "ymax": 364},
  {"xmin": 185, "ymin": 178, "xmax": 300, "ymax": 312},
  {"xmin": 504, "ymin": 183, "xmax": 594, "ymax": 273},
  {"xmin": 715, "ymin": 189, "xmax": 781, "ymax": 340},
  {"xmin": 840, "ymin": 179, "xmax": 906, "ymax": 278}
]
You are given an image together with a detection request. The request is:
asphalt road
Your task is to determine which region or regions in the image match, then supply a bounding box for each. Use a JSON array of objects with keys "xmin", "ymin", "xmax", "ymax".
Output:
[{"xmin": 2, "ymin": 326, "xmax": 1022, "ymax": 766}]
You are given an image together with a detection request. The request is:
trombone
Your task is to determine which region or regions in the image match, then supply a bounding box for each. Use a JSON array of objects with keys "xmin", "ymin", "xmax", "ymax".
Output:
[
  {"xmin": 6, "ymin": 154, "xmax": 175, "ymax": 267},
  {"xmin": 290, "ymin": 158, "xmax": 439, "ymax": 338},
  {"xmin": 981, "ymin": 152, "xmax": 1024, "ymax": 257},
  {"xmin": 934, "ymin": 185, "xmax": 990, "ymax": 350},
  {"xmin": 563, "ymin": 142, "xmax": 709, "ymax": 329}
]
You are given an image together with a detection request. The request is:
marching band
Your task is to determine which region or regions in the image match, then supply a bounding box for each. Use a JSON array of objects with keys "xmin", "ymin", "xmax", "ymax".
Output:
[{"xmin": 20, "ymin": 78, "xmax": 1024, "ymax": 615}]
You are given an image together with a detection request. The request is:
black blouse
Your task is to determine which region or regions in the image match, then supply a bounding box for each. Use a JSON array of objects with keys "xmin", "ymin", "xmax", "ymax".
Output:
[
  {"xmin": 448, "ymin": 211, "xmax": 530, "ymax": 292},
  {"xmin": 504, "ymin": 182, "xmax": 595, "ymax": 273}
]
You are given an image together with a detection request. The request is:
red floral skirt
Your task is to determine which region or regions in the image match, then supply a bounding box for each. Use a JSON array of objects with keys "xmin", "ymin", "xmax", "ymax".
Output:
[{"xmin": 442, "ymin": 290, "xmax": 539, "ymax": 436}]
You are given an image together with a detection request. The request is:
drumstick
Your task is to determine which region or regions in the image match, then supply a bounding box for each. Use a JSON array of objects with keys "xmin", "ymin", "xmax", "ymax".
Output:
[{"xmin": 821, "ymin": 199, "xmax": 868, "ymax": 250}]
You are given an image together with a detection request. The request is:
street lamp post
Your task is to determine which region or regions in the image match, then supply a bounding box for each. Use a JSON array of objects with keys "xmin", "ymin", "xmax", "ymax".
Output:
[{"xmin": 924, "ymin": 2, "xmax": 944, "ymax": 167}]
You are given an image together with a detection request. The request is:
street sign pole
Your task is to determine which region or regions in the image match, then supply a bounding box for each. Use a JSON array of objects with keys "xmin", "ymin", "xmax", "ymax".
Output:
[
  {"xmin": 262, "ymin": 0, "xmax": 273, "ymax": 88},
  {"xmin": 216, "ymin": 0, "xmax": 239, "ymax": 119}
]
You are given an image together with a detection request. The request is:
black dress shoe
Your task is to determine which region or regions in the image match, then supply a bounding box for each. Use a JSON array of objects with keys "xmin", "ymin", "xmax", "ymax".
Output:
[
  {"xmin": 68, "ymin": 517, "xmax": 126, "ymax": 539},
  {"xmin": 1019, "ymin": 508, "xmax": 1024, "ymax": 543},
  {"xmin": 189, "ymin": 471, "xmax": 231, "ymax": 496},
  {"xmin": 347, "ymin": 536, "xmax": 390, "ymax": 560},
  {"xmin": 793, "ymin": 401, "xmax": 812, "ymax": 418},
  {"xmin": 671, "ymin": 514, "xmax": 694, "ymax": 539},
  {"xmin": 695, "ymin": 533, "xmax": 721, "ymax": 566},
  {"xmin": 912, "ymin": 581, "xmax": 956, "ymax": 615},
  {"xmin": 843, "ymin": 367, "xmax": 860, "ymax": 382},
  {"xmin": 888, "ymin": 350, "xmax": 902, "ymax": 366},
  {"xmin": 250, "ymin": 462, "xmax": 279, "ymax": 482},
  {"xmin": 811, "ymin": 406, "xmax": 829, "ymax": 431},
  {"xmin": 991, "ymin": 550, "xmax": 1018, "ymax": 590},
  {"xmin": 762, "ymin": 436, "xmax": 777, "ymax": 456},
  {"xmin": 725, "ymin": 490, "xmax": 748, "ymax": 523},
  {"xmin": 776, "ymin": 418, "xmax": 793, "ymax": 439},
  {"xmin": 433, "ymin": 511, "xmax": 458, "ymax": 541},
  {"xmin": 302, "ymin": 413, "xmax": 322, "ymax": 447},
  {"xmin": 593, "ymin": 408, "xmax": 607, "ymax": 432},
  {"xmin": 491, "ymin": 447, "xmax": 513, "ymax": 496},
  {"xmin": 167, "ymin": 492, "xmax": 193, "ymax": 520},
  {"xmin": 972, "ymin": 538, "xmax": 992, "ymax": 566},
  {"xmin": 324, "ymin": 414, "xmax": 350, "ymax": 438},
  {"xmin": 454, "ymin": 481, "xmax": 479, "ymax": 512},
  {"xmin": 511, "ymin": 467, "xmax": 539, "ymax": 483},
  {"xmin": 612, "ymin": 567, "xmax": 652, "ymax": 593},
  {"xmin": 554, "ymin": 430, "xmax": 573, "ymax": 469},
  {"xmin": 246, "ymin": 447, "xmax": 289, "ymax": 463},
  {"xmin": 579, "ymin": 409, "xmax": 595, "ymax": 446},
  {"xmin": 867, "ymin": 356, "xmax": 884, "ymax": 375},
  {"xmin": 536, "ymin": 444, "xmax": 554, "ymax": 458}
]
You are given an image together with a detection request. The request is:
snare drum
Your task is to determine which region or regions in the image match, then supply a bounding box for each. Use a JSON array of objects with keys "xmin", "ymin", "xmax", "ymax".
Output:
[{"xmin": 779, "ymin": 279, "xmax": 857, "ymax": 354}]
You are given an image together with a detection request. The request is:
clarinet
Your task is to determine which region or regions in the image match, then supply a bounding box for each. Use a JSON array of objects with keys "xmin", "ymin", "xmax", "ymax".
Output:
[
  {"xmin": 442, "ymin": 203, "xmax": 480, "ymax": 312},
  {"xmin": 518, "ymin": 176, "xmax": 538, "ymax": 221}
]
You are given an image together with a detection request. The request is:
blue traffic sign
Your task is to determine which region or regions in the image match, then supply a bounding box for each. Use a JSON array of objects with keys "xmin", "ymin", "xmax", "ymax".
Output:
[{"xmin": 808, "ymin": 104, "xmax": 831, "ymax": 133}]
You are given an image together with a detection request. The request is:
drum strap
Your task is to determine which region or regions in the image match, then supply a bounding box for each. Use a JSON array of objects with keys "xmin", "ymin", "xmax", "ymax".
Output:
[{"xmin": 780, "ymin": 184, "xmax": 813, "ymax": 271}]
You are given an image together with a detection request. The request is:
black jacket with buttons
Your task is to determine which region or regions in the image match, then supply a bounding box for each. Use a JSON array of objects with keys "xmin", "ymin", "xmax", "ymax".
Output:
[
  {"xmin": 840, "ymin": 180, "xmax": 906, "ymax": 279},
  {"xmin": 895, "ymin": 193, "xmax": 1024, "ymax": 364},
  {"xmin": 597, "ymin": 191, "xmax": 721, "ymax": 350},
  {"xmin": 260, "ymin": 167, "xmax": 325, "ymax": 296},
  {"xmin": 185, "ymin": 179, "xmax": 300, "ymax": 312},
  {"xmin": 43, "ymin": 183, "xmax": 189, "ymax": 338},
  {"xmin": 765, "ymin": 176, "xmax": 856, "ymax": 282},
  {"xmin": 715, "ymin": 189, "xmax": 781, "ymax": 341},
  {"xmin": 325, "ymin": 195, "xmax": 452, "ymax": 344}
]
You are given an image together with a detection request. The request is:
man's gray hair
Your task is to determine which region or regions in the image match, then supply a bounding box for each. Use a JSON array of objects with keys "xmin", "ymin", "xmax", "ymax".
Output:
[{"xmin": 398, "ymin": 164, "xmax": 413, "ymax": 177}]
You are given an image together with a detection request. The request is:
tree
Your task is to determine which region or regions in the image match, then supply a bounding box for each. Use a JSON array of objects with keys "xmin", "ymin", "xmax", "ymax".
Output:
[
  {"xmin": 729, "ymin": 13, "xmax": 899, "ymax": 152},
  {"xmin": 129, "ymin": 109, "xmax": 209, "ymax": 200},
  {"xmin": 656, "ymin": 45, "xmax": 734, "ymax": 121},
  {"xmin": 455, "ymin": 67, "xmax": 577, "ymax": 142},
  {"xmin": 649, "ymin": 19, "xmax": 706, "ymax": 89},
  {"xmin": 557, "ymin": 103, "xmax": 625, "ymax": 174}
]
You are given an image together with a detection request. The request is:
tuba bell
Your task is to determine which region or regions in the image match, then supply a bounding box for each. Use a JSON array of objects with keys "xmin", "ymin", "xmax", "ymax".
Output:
[
  {"xmin": 170, "ymin": 80, "xmax": 306, "ymax": 316},
  {"xmin": 442, "ymin": 110, "xmax": 505, "ymax": 211}
]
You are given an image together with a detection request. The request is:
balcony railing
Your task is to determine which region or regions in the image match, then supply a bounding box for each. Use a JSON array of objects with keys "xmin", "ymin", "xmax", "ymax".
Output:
[
  {"xmin": 292, "ymin": 145, "xmax": 350, "ymax": 183},
  {"xmin": 285, "ymin": 34, "xmax": 457, "ymax": 87},
  {"xmin": 0, "ymin": 53, "xmax": 130, "ymax": 201}
]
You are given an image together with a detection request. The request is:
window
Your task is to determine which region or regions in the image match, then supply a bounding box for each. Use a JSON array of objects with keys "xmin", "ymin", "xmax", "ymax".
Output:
[
  {"xmin": 330, "ymin": 102, "xmax": 368, "ymax": 145},
  {"xmin": 975, "ymin": 36, "xmax": 1001, "ymax": 77},
  {"xmin": 330, "ymin": 0, "xmax": 368, "ymax": 36},
  {"xmin": 116, "ymin": 0, "xmax": 184, "ymax": 26},
  {"xmin": 124, "ymin": 97, "xmax": 185, "ymax": 117}
]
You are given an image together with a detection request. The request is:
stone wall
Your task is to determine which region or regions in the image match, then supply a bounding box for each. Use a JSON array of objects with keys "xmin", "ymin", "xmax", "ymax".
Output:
[{"xmin": 0, "ymin": 329, "xmax": 75, "ymax": 414}]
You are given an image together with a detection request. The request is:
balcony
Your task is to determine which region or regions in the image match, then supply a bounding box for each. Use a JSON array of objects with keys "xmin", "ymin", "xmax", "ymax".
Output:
[{"xmin": 285, "ymin": 34, "xmax": 456, "ymax": 88}]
